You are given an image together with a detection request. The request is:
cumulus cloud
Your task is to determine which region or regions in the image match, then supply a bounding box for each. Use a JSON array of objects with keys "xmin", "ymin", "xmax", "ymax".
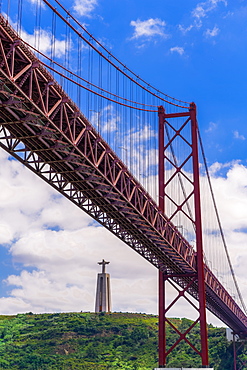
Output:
[
  {"xmin": 100, "ymin": 105, "xmax": 120, "ymax": 133},
  {"xmin": 118, "ymin": 124, "xmax": 158, "ymax": 189},
  {"xmin": 205, "ymin": 121, "xmax": 217, "ymax": 133},
  {"xmin": 0, "ymin": 150, "xmax": 158, "ymax": 315},
  {"xmin": 178, "ymin": 24, "xmax": 194, "ymax": 34},
  {"xmin": 208, "ymin": 164, "xmax": 247, "ymax": 306},
  {"xmin": 179, "ymin": 0, "xmax": 227, "ymax": 35},
  {"xmin": 192, "ymin": 0, "xmax": 227, "ymax": 20},
  {"xmin": 170, "ymin": 46, "xmax": 185, "ymax": 55},
  {"xmin": 20, "ymin": 28, "xmax": 68, "ymax": 58},
  {"xmin": 0, "ymin": 147, "xmax": 247, "ymax": 326},
  {"xmin": 193, "ymin": 5, "xmax": 207, "ymax": 19},
  {"xmin": 130, "ymin": 18, "xmax": 168, "ymax": 40},
  {"xmin": 4, "ymin": 226, "xmax": 158, "ymax": 314},
  {"xmin": 4, "ymin": 14, "xmax": 68, "ymax": 58},
  {"xmin": 233, "ymin": 131, "xmax": 246, "ymax": 141},
  {"xmin": 205, "ymin": 25, "xmax": 220, "ymax": 37},
  {"xmin": 126, "ymin": 125, "xmax": 157, "ymax": 144},
  {"xmin": 209, "ymin": 163, "xmax": 247, "ymax": 230},
  {"xmin": 27, "ymin": 0, "xmax": 44, "ymax": 8},
  {"xmin": 73, "ymin": 0, "xmax": 98, "ymax": 17}
]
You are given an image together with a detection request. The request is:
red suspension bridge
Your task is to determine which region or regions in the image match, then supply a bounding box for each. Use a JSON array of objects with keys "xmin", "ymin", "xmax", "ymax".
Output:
[{"xmin": 0, "ymin": 0, "xmax": 246, "ymax": 367}]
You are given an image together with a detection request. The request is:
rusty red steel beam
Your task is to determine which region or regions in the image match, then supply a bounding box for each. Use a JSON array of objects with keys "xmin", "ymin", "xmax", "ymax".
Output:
[{"xmin": 0, "ymin": 14, "xmax": 247, "ymax": 335}]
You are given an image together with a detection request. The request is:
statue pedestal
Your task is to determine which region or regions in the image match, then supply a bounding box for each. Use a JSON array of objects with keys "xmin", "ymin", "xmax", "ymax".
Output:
[
  {"xmin": 95, "ymin": 259, "xmax": 111, "ymax": 313},
  {"xmin": 95, "ymin": 272, "xmax": 111, "ymax": 312}
]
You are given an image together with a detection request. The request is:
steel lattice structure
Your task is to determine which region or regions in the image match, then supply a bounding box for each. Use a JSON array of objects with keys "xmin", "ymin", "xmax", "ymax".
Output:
[{"xmin": 0, "ymin": 12, "xmax": 247, "ymax": 355}]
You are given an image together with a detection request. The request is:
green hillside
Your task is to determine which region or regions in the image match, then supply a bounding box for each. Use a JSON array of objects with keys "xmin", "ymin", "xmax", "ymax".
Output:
[{"xmin": 0, "ymin": 311, "xmax": 243, "ymax": 369}]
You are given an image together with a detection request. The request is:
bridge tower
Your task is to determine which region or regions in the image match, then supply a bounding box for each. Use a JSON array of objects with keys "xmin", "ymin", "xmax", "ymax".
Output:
[
  {"xmin": 158, "ymin": 104, "xmax": 209, "ymax": 368},
  {"xmin": 95, "ymin": 259, "xmax": 112, "ymax": 313}
]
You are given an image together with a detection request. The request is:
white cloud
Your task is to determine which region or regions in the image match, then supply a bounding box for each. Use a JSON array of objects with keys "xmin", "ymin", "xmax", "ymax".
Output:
[
  {"xmin": 178, "ymin": 0, "xmax": 226, "ymax": 37},
  {"xmin": 4, "ymin": 14, "xmax": 68, "ymax": 58},
  {"xmin": 223, "ymin": 10, "xmax": 234, "ymax": 18},
  {"xmin": 118, "ymin": 125, "xmax": 158, "ymax": 189},
  {"xmin": 100, "ymin": 105, "xmax": 120, "ymax": 133},
  {"xmin": 205, "ymin": 121, "xmax": 217, "ymax": 133},
  {"xmin": 73, "ymin": 0, "xmax": 98, "ymax": 17},
  {"xmin": 20, "ymin": 28, "xmax": 68, "ymax": 58},
  {"xmin": 4, "ymin": 226, "xmax": 158, "ymax": 314},
  {"xmin": 209, "ymin": 163, "xmax": 247, "ymax": 230},
  {"xmin": 5, "ymin": 269, "xmax": 90, "ymax": 313},
  {"xmin": 170, "ymin": 46, "xmax": 185, "ymax": 55},
  {"xmin": 0, "ymin": 150, "xmax": 158, "ymax": 315},
  {"xmin": 178, "ymin": 24, "xmax": 194, "ymax": 34},
  {"xmin": 0, "ymin": 148, "xmax": 247, "ymax": 326},
  {"xmin": 233, "ymin": 131, "xmax": 246, "ymax": 141},
  {"xmin": 208, "ymin": 160, "xmax": 240, "ymax": 176},
  {"xmin": 192, "ymin": 0, "xmax": 227, "ymax": 20},
  {"xmin": 130, "ymin": 18, "xmax": 168, "ymax": 40},
  {"xmin": 127, "ymin": 125, "xmax": 157, "ymax": 144},
  {"xmin": 27, "ymin": 0, "xmax": 44, "ymax": 8},
  {"xmin": 90, "ymin": 105, "xmax": 120, "ymax": 134},
  {"xmin": 205, "ymin": 25, "xmax": 220, "ymax": 37},
  {"xmin": 193, "ymin": 5, "xmax": 207, "ymax": 19},
  {"xmin": 200, "ymin": 162, "xmax": 247, "ymax": 312}
]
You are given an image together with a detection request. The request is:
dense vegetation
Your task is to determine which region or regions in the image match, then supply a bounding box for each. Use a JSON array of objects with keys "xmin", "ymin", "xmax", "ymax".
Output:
[{"xmin": 0, "ymin": 311, "xmax": 244, "ymax": 369}]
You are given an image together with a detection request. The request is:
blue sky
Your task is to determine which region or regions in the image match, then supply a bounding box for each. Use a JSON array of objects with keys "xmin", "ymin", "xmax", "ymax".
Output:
[
  {"xmin": 57, "ymin": 0, "xmax": 247, "ymax": 164},
  {"xmin": 83, "ymin": 0, "xmax": 247, "ymax": 166},
  {"xmin": 0, "ymin": 0, "xmax": 247, "ymax": 326},
  {"xmin": 5, "ymin": 0, "xmax": 247, "ymax": 166}
]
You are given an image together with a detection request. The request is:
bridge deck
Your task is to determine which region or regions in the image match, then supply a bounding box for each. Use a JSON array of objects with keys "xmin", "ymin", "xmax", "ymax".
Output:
[{"xmin": 0, "ymin": 14, "xmax": 246, "ymax": 335}]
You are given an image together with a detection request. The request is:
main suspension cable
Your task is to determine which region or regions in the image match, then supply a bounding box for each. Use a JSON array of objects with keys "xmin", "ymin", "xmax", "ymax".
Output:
[
  {"xmin": 39, "ymin": 58, "xmax": 158, "ymax": 112},
  {"xmin": 20, "ymin": 37, "xmax": 160, "ymax": 109},
  {"xmin": 41, "ymin": 0, "xmax": 190, "ymax": 109}
]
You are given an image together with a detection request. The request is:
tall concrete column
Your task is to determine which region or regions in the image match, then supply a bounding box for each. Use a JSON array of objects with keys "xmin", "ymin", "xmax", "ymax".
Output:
[{"xmin": 95, "ymin": 259, "xmax": 111, "ymax": 313}]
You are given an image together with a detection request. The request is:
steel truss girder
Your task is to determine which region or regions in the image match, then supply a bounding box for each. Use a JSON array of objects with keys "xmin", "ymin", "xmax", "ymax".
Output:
[{"xmin": 0, "ymin": 14, "xmax": 246, "ymax": 337}]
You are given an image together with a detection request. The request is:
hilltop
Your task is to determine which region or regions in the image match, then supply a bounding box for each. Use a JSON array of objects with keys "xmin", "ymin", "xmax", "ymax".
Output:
[{"xmin": 0, "ymin": 311, "xmax": 242, "ymax": 369}]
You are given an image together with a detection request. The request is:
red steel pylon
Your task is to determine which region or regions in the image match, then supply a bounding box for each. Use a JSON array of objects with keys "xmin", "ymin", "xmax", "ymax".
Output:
[{"xmin": 158, "ymin": 104, "xmax": 209, "ymax": 367}]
